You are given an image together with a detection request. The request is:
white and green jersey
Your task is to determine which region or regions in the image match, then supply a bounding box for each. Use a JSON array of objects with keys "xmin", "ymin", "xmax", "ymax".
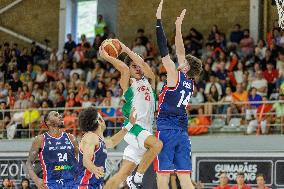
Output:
[{"xmin": 122, "ymin": 77, "xmax": 156, "ymax": 134}]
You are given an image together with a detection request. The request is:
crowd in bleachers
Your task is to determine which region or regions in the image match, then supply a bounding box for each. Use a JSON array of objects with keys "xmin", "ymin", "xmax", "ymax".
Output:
[{"xmin": 1, "ymin": 16, "xmax": 284, "ymax": 139}]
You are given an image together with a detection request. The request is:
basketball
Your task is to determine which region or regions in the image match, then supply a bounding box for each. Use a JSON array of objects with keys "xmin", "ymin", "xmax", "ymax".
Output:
[{"xmin": 102, "ymin": 39, "xmax": 122, "ymax": 58}]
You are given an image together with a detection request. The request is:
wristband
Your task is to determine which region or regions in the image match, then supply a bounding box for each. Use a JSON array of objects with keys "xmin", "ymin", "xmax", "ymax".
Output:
[{"xmin": 124, "ymin": 122, "xmax": 134, "ymax": 131}]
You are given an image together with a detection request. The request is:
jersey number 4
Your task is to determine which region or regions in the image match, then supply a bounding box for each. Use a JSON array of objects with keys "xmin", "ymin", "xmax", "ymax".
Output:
[
  {"xmin": 177, "ymin": 90, "xmax": 191, "ymax": 108},
  {"xmin": 58, "ymin": 153, "xmax": 68, "ymax": 162}
]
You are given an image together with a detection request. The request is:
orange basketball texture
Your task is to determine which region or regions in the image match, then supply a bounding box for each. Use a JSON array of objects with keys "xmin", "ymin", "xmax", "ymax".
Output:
[{"xmin": 103, "ymin": 39, "xmax": 122, "ymax": 58}]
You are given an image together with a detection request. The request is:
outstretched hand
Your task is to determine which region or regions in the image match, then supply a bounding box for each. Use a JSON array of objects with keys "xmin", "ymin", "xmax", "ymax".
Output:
[
  {"xmin": 175, "ymin": 9, "xmax": 186, "ymax": 26},
  {"xmin": 156, "ymin": 0, "xmax": 163, "ymax": 19}
]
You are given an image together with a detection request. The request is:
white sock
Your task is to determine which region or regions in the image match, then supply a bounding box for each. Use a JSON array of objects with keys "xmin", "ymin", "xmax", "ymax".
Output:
[{"xmin": 133, "ymin": 172, "xmax": 144, "ymax": 183}]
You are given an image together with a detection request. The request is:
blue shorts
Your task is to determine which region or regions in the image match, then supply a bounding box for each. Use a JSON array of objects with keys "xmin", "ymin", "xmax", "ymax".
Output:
[
  {"xmin": 46, "ymin": 180, "xmax": 75, "ymax": 189},
  {"xmin": 154, "ymin": 129, "xmax": 192, "ymax": 173},
  {"xmin": 75, "ymin": 184, "xmax": 102, "ymax": 189}
]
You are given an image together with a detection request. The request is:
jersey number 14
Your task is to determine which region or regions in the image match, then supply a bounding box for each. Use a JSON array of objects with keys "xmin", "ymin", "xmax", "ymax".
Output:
[{"xmin": 177, "ymin": 90, "xmax": 192, "ymax": 108}]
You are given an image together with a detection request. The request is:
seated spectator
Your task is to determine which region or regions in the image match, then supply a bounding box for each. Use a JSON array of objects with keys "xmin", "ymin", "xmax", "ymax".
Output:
[
  {"xmin": 230, "ymin": 24, "xmax": 243, "ymax": 44},
  {"xmin": 263, "ymin": 62, "xmax": 278, "ymax": 97},
  {"xmin": 189, "ymin": 88, "xmax": 204, "ymax": 112},
  {"xmin": 0, "ymin": 81, "xmax": 8, "ymax": 103},
  {"xmin": 240, "ymin": 29, "xmax": 254, "ymax": 57},
  {"xmin": 231, "ymin": 172, "xmax": 252, "ymax": 189},
  {"xmin": 64, "ymin": 33, "xmax": 76, "ymax": 56},
  {"xmin": 100, "ymin": 97, "xmax": 116, "ymax": 137},
  {"xmin": 256, "ymin": 173, "xmax": 270, "ymax": 189},
  {"xmin": 64, "ymin": 110, "xmax": 78, "ymax": 136},
  {"xmin": 271, "ymin": 94, "xmax": 284, "ymax": 133},
  {"xmin": 255, "ymin": 39, "xmax": 267, "ymax": 61},
  {"xmin": 94, "ymin": 81, "xmax": 107, "ymax": 103},
  {"xmin": 1, "ymin": 177, "xmax": 15, "ymax": 189},
  {"xmin": 220, "ymin": 87, "xmax": 233, "ymax": 115},
  {"xmin": 0, "ymin": 102, "xmax": 10, "ymax": 139},
  {"xmin": 92, "ymin": 34, "xmax": 102, "ymax": 51},
  {"xmin": 81, "ymin": 94, "xmax": 93, "ymax": 108},
  {"xmin": 23, "ymin": 100, "xmax": 40, "ymax": 137},
  {"xmin": 246, "ymin": 87, "xmax": 262, "ymax": 121},
  {"xmin": 204, "ymin": 84, "xmax": 221, "ymax": 115},
  {"xmin": 9, "ymin": 73, "xmax": 22, "ymax": 92},
  {"xmin": 58, "ymin": 60, "xmax": 71, "ymax": 79},
  {"xmin": 208, "ymin": 24, "xmax": 219, "ymax": 43},
  {"xmin": 251, "ymin": 71, "xmax": 268, "ymax": 97},
  {"xmin": 20, "ymin": 178, "xmax": 31, "ymax": 189},
  {"xmin": 234, "ymin": 62, "xmax": 244, "ymax": 84},
  {"xmin": 35, "ymin": 66, "xmax": 47, "ymax": 84},
  {"xmin": 39, "ymin": 90, "xmax": 53, "ymax": 107},
  {"xmin": 213, "ymin": 171, "xmax": 231, "ymax": 189},
  {"xmin": 132, "ymin": 37, "xmax": 147, "ymax": 58},
  {"xmin": 136, "ymin": 28, "xmax": 149, "ymax": 46},
  {"xmin": 247, "ymin": 96, "xmax": 272, "ymax": 134},
  {"xmin": 261, "ymin": 49, "xmax": 275, "ymax": 71},
  {"xmin": 227, "ymin": 84, "xmax": 248, "ymax": 123},
  {"xmin": 186, "ymin": 27, "xmax": 204, "ymax": 51},
  {"xmin": 14, "ymin": 91, "xmax": 29, "ymax": 110},
  {"xmin": 70, "ymin": 62, "xmax": 84, "ymax": 78},
  {"xmin": 205, "ymin": 74, "xmax": 222, "ymax": 97}
]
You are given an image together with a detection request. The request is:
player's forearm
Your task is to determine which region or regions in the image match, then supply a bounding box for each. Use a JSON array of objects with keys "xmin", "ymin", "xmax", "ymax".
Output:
[
  {"xmin": 26, "ymin": 161, "xmax": 41, "ymax": 182},
  {"xmin": 156, "ymin": 19, "xmax": 169, "ymax": 58},
  {"xmin": 83, "ymin": 158, "xmax": 99, "ymax": 173},
  {"xmin": 104, "ymin": 57, "xmax": 129, "ymax": 74},
  {"xmin": 106, "ymin": 128, "xmax": 128, "ymax": 148},
  {"xmin": 175, "ymin": 24, "xmax": 185, "ymax": 58}
]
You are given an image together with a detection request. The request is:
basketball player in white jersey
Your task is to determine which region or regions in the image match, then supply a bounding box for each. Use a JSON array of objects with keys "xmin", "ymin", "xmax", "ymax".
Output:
[{"xmin": 99, "ymin": 40, "xmax": 163, "ymax": 189}]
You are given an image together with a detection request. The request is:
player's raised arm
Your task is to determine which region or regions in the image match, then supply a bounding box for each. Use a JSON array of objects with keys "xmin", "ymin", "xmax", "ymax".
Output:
[
  {"xmin": 120, "ymin": 41, "xmax": 156, "ymax": 89},
  {"xmin": 81, "ymin": 134, "xmax": 105, "ymax": 179},
  {"xmin": 99, "ymin": 45, "xmax": 130, "ymax": 92},
  {"xmin": 156, "ymin": 0, "xmax": 178, "ymax": 87},
  {"xmin": 104, "ymin": 109, "xmax": 137, "ymax": 148},
  {"xmin": 26, "ymin": 135, "xmax": 45, "ymax": 189},
  {"xmin": 175, "ymin": 9, "xmax": 187, "ymax": 68}
]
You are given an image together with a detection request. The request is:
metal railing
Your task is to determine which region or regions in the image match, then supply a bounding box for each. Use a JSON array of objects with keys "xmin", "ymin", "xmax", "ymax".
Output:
[{"xmin": 0, "ymin": 100, "xmax": 283, "ymax": 139}]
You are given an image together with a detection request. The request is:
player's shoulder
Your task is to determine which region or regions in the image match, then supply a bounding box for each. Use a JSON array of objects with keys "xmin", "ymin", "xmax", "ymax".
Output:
[
  {"xmin": 32, "ymin": 134, "xmax": 44, "ymax": 148},
  {"xmin": 82, "ymin": 132, "xmax": 100, "ymax": 143}
]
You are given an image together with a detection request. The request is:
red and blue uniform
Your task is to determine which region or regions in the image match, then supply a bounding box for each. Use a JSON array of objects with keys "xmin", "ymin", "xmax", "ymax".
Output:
[
  {"xmin": 155, "ymin": 71, "xmax": 194, "ymax": 173},
  {"xmin": 39, "ymin": 132, "xmax": 77, "ymax": 189},
  {"xmin": 76, "ymin": 135, "xmax": 107, "ymax": 189}
]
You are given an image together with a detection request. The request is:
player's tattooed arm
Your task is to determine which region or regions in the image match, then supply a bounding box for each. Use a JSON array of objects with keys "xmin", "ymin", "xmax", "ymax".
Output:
[
  {"xmin": 26, "ymin": 135, "xmax": 45, "ymax": 189},
  {"xmin": 68, "ymin": 133, "xmax": 79, "ymax": 160},
  {"xmin": 81, "ymin": 134, "xmax": 104, "ymax": 179},
  {"xmin": 99, "ymin": 45, "xmax": 130, "ymax": 92},
  {"xmin": 119, "ymin": 41, "xmax": 156, "ymax": 88},
  {"xmin": 175, "ymin": 9, "xmax": 187, "ymax": 67},
  {"xmin": 156, "ymin": 0, "xmax": 178, "ymax": 87},
  {"xmin": 105, "ymin": 108, "xmax": 137, "ymax": 148}
]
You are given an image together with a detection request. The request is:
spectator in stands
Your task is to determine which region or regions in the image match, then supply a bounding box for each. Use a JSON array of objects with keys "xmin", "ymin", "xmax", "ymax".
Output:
[
  {"xmin": 205, "ymin": 74, "xmax": 222, "ymax": 97},
  {"xmin": 132, "ymin": 37, "xmax": 147, "ymax": 58},
  {"xmin": 261, "ymin": 49, "xmax": 275, "ymax": 70},
  {"xmin": 228, "ymin": 84, "xmax": 248, "ymax": 123},
  {"xmin": 234, "ymin": 62, "xmax": 245, "ymax": 84},
  {"xmin": 59, "ymin": 61, "xmax": 71, "ymax": 79},
  {"xmin": 3, "ymin": 42, "xmax": 11, "ymax": 64},
  {"xmin": 35, "ymin": 66, "xmax": 47, "ymax": 84},
  {"xmin": 186, "ymin": 28, "xmax": 204, "ymax": 51},
  {"xmin": 273, "ymin": 28, "xmax": 282, "ymax": 46},
  {"xmin": 255, "ymin": 39, "xmax": 267, "ymax": 61},
  {"xmin": 230, "ymin": 24, "xmax": 243, "ymax": 44},
  {"xmin": 1, "ymin": 177, "xmax": 14, "ymax": 189},
  {"xmin": 0, "ymin": 81, "xmax": 8, "ymax": 103},
  {"xmin": 136, "ymin": 28, "xmax": 149, "ymax": 46},
  {"xmin": 20, "ymin": 178, "xmax": 31, "ymax": 189},
  {"xmin": 231, "ymin": 172, "xmax": 251, "ymax": 189},
  {"xmin": 263, "ymin": 62, "xmax": 278, "ymax": 97},
  {"xmin": 240, "ymin": 29, "xmax": 254, "ymax": 57},
  {"xmin": 246, "ymin": 87, "xmax": 262, "ymax": 122},
  {"xmin": 208, "ymin": 25, "xmax": 219, "ymax": 43},
  {"xmin": 213, "ymin": 171, "xmax": 230, "ymax": 189},
  {"xmin": 70, "ymin": 62, "xmax": 84, "ymax": 78},
  {"xmin": 251, "ymin": 71, "xmax": 268, "ymax": 97},
  {"xmin": 95, "ymin": 14, "xmax": 107, "ymax": 37},
  {"xmin": 39, "ymin": 90, "xmax": 53, "ymax": 107},
  {"xmin": 81, "ymin": 94, "xmax": 93, "ymax": 108},
  {"xmin": 220, "ymin": 87, "xmax": 233, "ymax": 115},
  {"xmin": 64, "ymin": 33, "xmax": 76, "ymax": 55},
  {"xmin": 9, "ymin": 73, "xmax": 22, "ymax": 92},
  {"xmin": 256, "ymin": 174, "xmax": 269, "ymax": 189},
  {"xmin": 247, "ymin": 96, "xmax": 272, "ymax": 134},
  {"xmin": 204, "ymin": 84, "xmax": 221, "ymax": 115},
  {"xmin": 271, "ymin": 94, "xmax": 284, "ymax": 133},
  {"xmin": 83, "ymin": 42, "xmax": 97, "ymax": 66},
  {"xmin": 14, "ymin": 91, "xmax": 29, "ymax": 110}
]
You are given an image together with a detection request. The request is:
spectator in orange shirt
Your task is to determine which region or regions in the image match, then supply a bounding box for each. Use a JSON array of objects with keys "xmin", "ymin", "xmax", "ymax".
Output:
[
  {"xmin": 213, "ymin": 171, "xmax": 231, "ymax": 189},
  {"xmin": 256, "ymin": 174, "xmax": 270, "ymax": 189},
  {"xmin": 231, "ymin": 172, "xmax": 252, "ymax": 189},
  {"xmin": 227, "ymin": 84, "xmax": 248, "ymax": 123}
]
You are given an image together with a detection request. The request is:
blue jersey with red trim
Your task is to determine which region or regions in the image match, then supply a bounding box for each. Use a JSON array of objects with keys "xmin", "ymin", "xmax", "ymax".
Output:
[
  {"xmin": 157, "ymin": 71, "xmax": 194, "ymax": 131},
  {"xmin": 39, "ymin": 132, "xmax": 77, "ymax": 184},
  {"xmin": 76, "ymin": 136, "xmax": 107, "ymax": 187}
]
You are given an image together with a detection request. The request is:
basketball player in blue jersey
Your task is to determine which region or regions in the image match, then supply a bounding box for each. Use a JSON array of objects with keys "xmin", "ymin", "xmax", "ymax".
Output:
[
  {"xmin": 75, "ymin": 107, "xmax": 137, "ymax": 189},
  {"xmin": 155, "ymin": 1, "xmax": 203, "ymax": 189},
  {"xmin": 26, "ymin": 111, "xmax": 79, "ymax": 189}
]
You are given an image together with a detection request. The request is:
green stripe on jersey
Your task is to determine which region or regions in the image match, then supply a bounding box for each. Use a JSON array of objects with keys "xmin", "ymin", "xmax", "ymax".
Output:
[{"xmin": 122, "ymin": 87, "xmax": 134, "ymax": 118}]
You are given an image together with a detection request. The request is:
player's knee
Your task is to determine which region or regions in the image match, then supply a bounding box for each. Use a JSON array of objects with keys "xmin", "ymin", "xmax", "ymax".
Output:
[{"xmin": 155, "ymin": 140, "xmax": 163, "ymax": 152}]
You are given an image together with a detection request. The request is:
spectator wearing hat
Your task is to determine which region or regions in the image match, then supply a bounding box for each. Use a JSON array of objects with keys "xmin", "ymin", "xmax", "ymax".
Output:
[{"xmin": 231, "ymin": 172, "xmax": 251, "ymax": 189}]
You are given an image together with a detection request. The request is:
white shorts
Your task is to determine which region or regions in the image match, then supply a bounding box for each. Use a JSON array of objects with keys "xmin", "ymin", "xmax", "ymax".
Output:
[{"xmin": 123, "ymin": 130, "xmax": 152, "ymax": 165}]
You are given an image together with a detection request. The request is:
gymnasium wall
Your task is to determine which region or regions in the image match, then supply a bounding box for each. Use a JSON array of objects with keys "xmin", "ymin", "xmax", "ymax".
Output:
[
  {"xmin": 0, "ymin": 0, "xmax": 60, "ymax": 48},
  {"xmin": 117, "ymin": 0, "xmax": 250, "ymax": 46}
]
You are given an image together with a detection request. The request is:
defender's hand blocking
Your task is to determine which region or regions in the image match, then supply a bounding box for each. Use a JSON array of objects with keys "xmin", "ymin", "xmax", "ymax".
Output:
[
  {"xmin": 156, "ymin": 0, "xmax": 163, "ymax": 19},
  {"xmin": 175, "ymin": 9, "xmax": 186, "ymax": 26}
]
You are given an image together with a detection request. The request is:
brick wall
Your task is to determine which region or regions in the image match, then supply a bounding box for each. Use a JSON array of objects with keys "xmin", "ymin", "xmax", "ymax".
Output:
[
  {"xmin": 0, "ymin": 0, "xmax": 60, "ymax": 48},
  {"xmin": 117, "ymin": 0, "xmax": 250, "ymax": 46}
]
